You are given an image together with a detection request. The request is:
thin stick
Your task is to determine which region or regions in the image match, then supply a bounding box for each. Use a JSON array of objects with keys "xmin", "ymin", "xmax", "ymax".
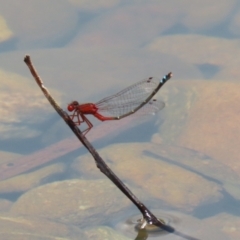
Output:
[{"xmin": 24, "ymin": 55, "xmax": 199, "ymax": 240}]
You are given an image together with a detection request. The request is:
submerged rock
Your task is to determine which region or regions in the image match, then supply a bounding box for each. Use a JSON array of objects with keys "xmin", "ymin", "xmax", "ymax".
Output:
[
  {"xmin": 11, "ymin": 179, "xmax": 131, "ymax": 227},
  {"xmin": 84, "ymin": 226, "xmax": 131, "ymax": 240},
  {"xmin": 0, "ymin": 163, "xmax": 67, "ymax": 194},
  {"xmin": 204, "ymin": 212, "xmax": 240, "ymax": 240},
  {"xmin": 0, "ymin": 212, "xmax": 85, "ymax": 239},
  {"xmin": 71, "ymin": 142, "xmax": 223, "ymax": 212}
]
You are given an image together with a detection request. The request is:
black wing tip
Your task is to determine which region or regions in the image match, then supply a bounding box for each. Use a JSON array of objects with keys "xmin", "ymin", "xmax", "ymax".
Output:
[
  {"xmin": 161, "ymin": 72, "xmax": 172, "ymax": 83},
  {"xmin": 166, "ymin": 72, "xmax": 173, "ymax": 80}
]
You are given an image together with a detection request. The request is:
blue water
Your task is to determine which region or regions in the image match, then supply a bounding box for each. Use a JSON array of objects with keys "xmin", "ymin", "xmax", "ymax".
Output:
[{"xmin": 0, "ymin": 1, "xmax": 239, "ymax": 239}]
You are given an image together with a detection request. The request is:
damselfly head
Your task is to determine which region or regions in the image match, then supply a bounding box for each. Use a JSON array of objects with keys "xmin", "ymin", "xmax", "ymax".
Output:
[{"xmin": 67, "ymin": 101, "xmax": 79, "ymax": 112}]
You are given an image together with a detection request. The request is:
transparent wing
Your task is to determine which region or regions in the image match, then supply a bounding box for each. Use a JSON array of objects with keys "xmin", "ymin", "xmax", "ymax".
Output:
[
  {"xmin": 98, "ymin": 99, "xmax": 165, "ymax": 117},
  {"xmin": 96, "ymin": 77, "xmax": 161, "ymax": 116},
  {"xmin": 136, "ymin": 99, "xmax": 165, "ymax": 115}
]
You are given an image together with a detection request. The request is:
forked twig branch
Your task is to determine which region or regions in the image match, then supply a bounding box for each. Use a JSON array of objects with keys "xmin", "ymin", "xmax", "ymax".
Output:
[{"xmin": 24, "ymin": 55, "xmax": 199, "ymax": 240}]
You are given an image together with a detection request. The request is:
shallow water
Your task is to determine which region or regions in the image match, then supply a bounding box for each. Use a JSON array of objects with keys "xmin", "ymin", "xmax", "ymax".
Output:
[{"xmin": 0, "ymin": 1, "xmax": 240, "ymax": 239}]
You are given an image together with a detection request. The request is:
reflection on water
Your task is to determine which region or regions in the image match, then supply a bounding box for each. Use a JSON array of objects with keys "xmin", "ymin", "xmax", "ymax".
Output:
[
  {"xmin": 115, "ymin": 210, "xmax": 229, "ymax": 240},
  {"xmin": 116, "ymin": 211, "xmax": 174, "ymax": 238}
]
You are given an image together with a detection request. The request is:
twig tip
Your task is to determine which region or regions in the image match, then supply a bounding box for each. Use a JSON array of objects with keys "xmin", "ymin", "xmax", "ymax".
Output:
[{"xmin": 24, "ymin": 55, "xmax": 30, "ymax": 64}]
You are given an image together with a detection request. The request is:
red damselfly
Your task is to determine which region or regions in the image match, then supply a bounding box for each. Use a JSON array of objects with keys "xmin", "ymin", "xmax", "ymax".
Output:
[{"xmin": 68, "ymin": 72, "xmax": 172, "ymax": 135}]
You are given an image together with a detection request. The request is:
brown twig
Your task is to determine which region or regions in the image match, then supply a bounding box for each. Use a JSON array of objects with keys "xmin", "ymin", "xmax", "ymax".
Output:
[{"xmin": 23, "ymin": 55, "xmax": 199, "ymax": 240}]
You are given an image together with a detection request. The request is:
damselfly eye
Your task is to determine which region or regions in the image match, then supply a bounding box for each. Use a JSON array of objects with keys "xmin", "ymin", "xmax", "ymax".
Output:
[{"xmin": 67, "ymin": 105, "xmax": 75, "ymax": 112}]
